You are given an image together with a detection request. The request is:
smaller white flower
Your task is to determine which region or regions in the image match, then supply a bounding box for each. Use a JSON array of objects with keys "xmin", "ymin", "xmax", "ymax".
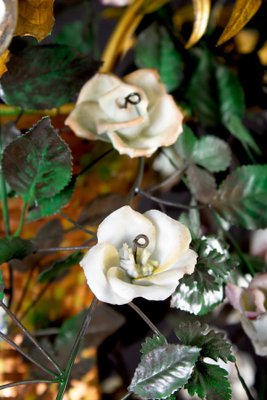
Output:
[
  {"xmin": 65, "ymin": 69, "xmax": 183, "ymax": 158},
  {"xmin": 226, "ymin": 273, "xmax": 267, "ymax": 356},
  {"xmin": 101, "ymin": 0, "xmax": 130, "ymax": 6},
  {"xmin": 80, "ymin": 206, "xmax": 197, "ymax": 305}
]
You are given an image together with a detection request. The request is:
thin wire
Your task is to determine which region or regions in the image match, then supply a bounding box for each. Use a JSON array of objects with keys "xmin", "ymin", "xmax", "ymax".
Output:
[{"xmin": 0, "ymin": 379, "xmax": 59, "ymax": 391}]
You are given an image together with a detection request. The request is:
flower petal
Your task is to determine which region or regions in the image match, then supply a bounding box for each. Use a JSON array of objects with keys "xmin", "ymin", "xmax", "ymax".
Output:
[
  {"xmin": 77, "ymin": 73, "xmax": 122, "ymax": 104},
  {"xmin": 97, "ymin": 206, "xmax": 156, "ymax": 253},
  {"xmin": 144, "ymin": 209, "xmax": 192, "ymax": 271},
  {"xmin": 65, "ymin": 102, "xmax": 105, "ymax": 140},
  {"xmin": 225, "ymin": 283, "xmax": 244, "ymax": 313},
  {"xmin": 80, "ymin": 243, "xmax": 127, "ymax": 304},
  {"xmin": 241, "ymin": 314, "xmax": 267, "ymax": 356},
  {"xmin": 135, "ymin": 249, "xmax": 197, "ymax": 289},
  {"xmin": 108, "ymin": 266, "xmax": 176, "ymax": 302},
  {"xmin": 123, "ymin": 69, "xmax": 165, "ymax": 105},
  {"xmin": 107, "ymin": 131, "xmax": 155, "ymax": 157}
]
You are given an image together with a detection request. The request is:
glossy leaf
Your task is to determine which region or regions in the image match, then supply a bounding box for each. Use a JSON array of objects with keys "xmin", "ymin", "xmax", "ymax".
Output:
[
  {"xmin": 0, "ymin": 238, "xmax": 36, "ymax": 265},
  {"xmin": 141, "ymin": 335, "xmax": 167, "ymax": 359},
  {"xmin": 0, "ymin": 0, "xmax": 17, "ymax": 56},
  {"xmin": 0, "ymin": 45, "xmax": 101, "ymax": 109},
  {"xmin": 187, "ymin": 362, "xmax": 231, "ymax": 400},
  {"xmin": 174, "ymin": 125, "xmax": 197, "ymax": 160},
  {"xmin": 129, "ymin": 344, "xmax": 200, "ymax": 399},
  {"xmin": 175, "ymin": 321, "xmax": 235, "ymax": 363},
  {"xmin": 224, "ymin": 114, "xmax": 260, "ymax": 155},
  {"xmin": 179, "ymin": 200, "xmax": 201, "ymax": 239},
  {"xmin": 187, "ymin": 165, "xmax": 216, "ymax": 204},
  {"xmin": 2, "ymin": 117, "xmax": 72, "ymax": 204},
  {"xmin": 216, "ymin": 64, "xmax": 260, "ymax": 154},
  {"xmin": 27, "ymin": 179, "xmax": 75, "ymax": 221},
  {"xmin": 171, "ymin": 238, "xmax": 236, "ymax": 315},
  {"xmin": 135, "ymin": 23, "xmax": 183, "ymax": 92},
  {"xmin": 15, "ymin": 0, "xmax": 55, "ymax": 41},
  {"xmin": 185, "ymin": 0, "xmax": 211, "ymax": 48},
  {"xmin": 213, "ymin": 165, "xmax": 267, "ymax": 229},
  {"xmin": 38, "ymin": 251, "xmax": 83, "ymax": 283},
  {"xmin": 55, "ymin": 21, "xmax": 93, "ymax": 55},
  {"xmin": 0, "ymin": 271, "xmax": 4, "ymax": 301},
  {"xmin": 192, "ymin": 136, "xmax": 231, "ymax": 172},
  {"xmin": 217, "ymin": 0, "xmax": 262, "ymax": 46},
  {"xmin": 187, "ymin": 52, "xmax": 220, "ymax": 126}
]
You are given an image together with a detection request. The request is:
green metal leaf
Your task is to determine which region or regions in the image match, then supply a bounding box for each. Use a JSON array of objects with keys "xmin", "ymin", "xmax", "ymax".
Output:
[
  {"xmin": 186, "ymin": 362, "xmax": 232, "ymax": 400},
  {"xmin": 186, "ymin": 52, "xmax": 220, "ymax": 127},
  {"xmin": 213, "ymin": 165, "xmax": 267, "ymax": 229},
  {"xmin": 135, "ymin": 23, "xmax": 183, "ymax": 92},
  {"xmin": 0, "ymin": 237, "xmax": 36, "ymax": 265},
  {"xmin": 192, "ymin": 136, "xmax": 231, "ymax": 173},
  {"xmin": 27, "ymin": 179, "xmax": 75, "ymax": 221},
  {"xmin": 175, "ymin": 321, "xmax": 235, "ymax": 363},
  {"xmin": 223, "ymin": 114, "xmax": 260, "ymax": 155},
  {"xmin": 129, "ymin": 344, "xmax": 200, "ymax": 399},
  {"xmin": 171, "ymin": 238, "xmax": 237, "ymax": 315},
  {"xmin": 174, "ymin": 125, "xmax": 197, "ymax": 160},
  {"xmin": 141, "ymin": 335, "xmax": 167, "ymax": 359},
  {"xmin": 2, "ymin": 117, "xmax": 72, "ymax": 204},
  {"xmin": 0, "ymin": 270, "xmax": 4, "ymax": 301},
  {"xmin": 187, "ymin": 164, "xmax": 217, "ymax": 204},
  {"xmin": 0, "ymin": 44, "xmax": 101, "ymax": 109},
  {"xmin": 38, "ymin": 251, "xmax": 83, "ymax": 283}
]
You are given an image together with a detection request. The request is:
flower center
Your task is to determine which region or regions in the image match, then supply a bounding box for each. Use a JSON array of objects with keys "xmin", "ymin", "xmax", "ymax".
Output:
[
  {"xmin": 116, "ymin": 92, "xmax": 142, "ymax": 109},
  {"xmin": 119, "ymin": 234, "xmax": 159, "ymax": 279}
]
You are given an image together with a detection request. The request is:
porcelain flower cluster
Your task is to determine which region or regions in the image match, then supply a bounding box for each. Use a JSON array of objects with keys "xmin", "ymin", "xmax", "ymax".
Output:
[
  {"xmin": 66, "ymin": 69, "xmax": 183, "ymax": 158},
  {"xmin": 80, "ymin": 206, "xmax": 197, "ymax": 305}
]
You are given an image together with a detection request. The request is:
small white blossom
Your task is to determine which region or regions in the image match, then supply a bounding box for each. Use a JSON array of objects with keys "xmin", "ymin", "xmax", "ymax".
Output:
[{"xmin": 80, "ymin": 206, "xmax": 197, "ymax": 305}]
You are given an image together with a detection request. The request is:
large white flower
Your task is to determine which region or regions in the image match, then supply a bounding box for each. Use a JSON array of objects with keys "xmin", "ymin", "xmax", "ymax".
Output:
[
  {"xmin": 81, "ymin": 206, "xmax": 197, "ymax": 305},
  {"xmin": 226, "ymin": 274, "xmax": 267, "ymax": 356},
  {"xmin": 65, "ymin": 69, "xmax": 183, "ymax": 158}
]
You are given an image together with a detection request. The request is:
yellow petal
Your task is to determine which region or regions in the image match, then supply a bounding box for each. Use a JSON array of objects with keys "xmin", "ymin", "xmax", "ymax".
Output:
[
  {"xmin": 15, "ymin": 0, "xmax": 55, "ymax": 41},
  {"xmin": 0, "ymin": 49, "xmax": 9, "ymax": 78},
  {"xmin": 217, "ymin": 0, "xmax": 262, "ymax": 46},
  {"xmin": 185, "ymin": 0, "xmax": 211, "ymax": 49},
  {"xmin": 0, "ymin": 0, "xmax": 17, "ymax": 56}
]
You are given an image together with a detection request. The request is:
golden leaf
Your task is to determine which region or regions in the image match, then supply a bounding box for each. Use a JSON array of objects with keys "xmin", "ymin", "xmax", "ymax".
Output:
[
  {"xmin": 0, "ymin": 0, "xmax": 18, "ymax": 56},
  {"xmin": 185, "ymin": 0, "xmax": 211, "ymax": 49},
  {"xmin": 15, "ymin": 0, "xmax": 55, "ymax": 41},
  {"xmin": 217, "ymin": 0, "xmax": 262, "ymax": 46},
  {"xmin": 0, "ymin": 49, "xmax": 10, "ymax": 78}
]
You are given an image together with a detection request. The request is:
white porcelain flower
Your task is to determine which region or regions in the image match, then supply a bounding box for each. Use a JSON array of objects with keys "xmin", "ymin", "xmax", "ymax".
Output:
[
  {"xmin": 65, "ymin": 69, "xmax": 183, "ymax": 158},
  {"xmin": 226, "ymin": 274, "xmax": 267, "ymax": 356},
  {"xmin": 81, "ymin": 206, "xmax": 197, "ymax": 305},
  {"xmin": 101, "ymin": 0, "xmax": 130, "ymax": 6}
]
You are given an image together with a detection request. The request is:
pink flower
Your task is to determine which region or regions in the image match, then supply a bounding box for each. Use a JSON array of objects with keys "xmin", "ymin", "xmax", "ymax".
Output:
[{"xmin": 226, "ymin": 274, "xmax": 267, "ymax": 355}]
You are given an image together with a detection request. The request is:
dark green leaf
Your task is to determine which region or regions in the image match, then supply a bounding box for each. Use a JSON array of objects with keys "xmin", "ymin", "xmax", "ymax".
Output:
[
  {"xmin": 38, "ymin": 251, "xmax": 83, "ymax": 283},
  {"xmin": 186, "ymin": 52, "xmax": 220, "ymax": 127},
  {"xmin": 27, "ymin": 178, "xmax": 75, "ymax": 221},
  {"xmin": 0, "ymin": 45, "xmax": 101, "ymax": 109},
  {"xmin": 216, "ymin": 64, "xmax": 245, "ymax": 119},
  {"xmin": 175, "ymin": 321, "xmax": 235, "ymax": 363},
  {"xmin": 213, "ymin": 165, "xmax": 267, "ymax": 229},
  {"xmin": 187, "ymin": 165, "xmax": 217, "ymax": 204},
  {"xmin": 186, "ymin": 362, "xmax": 232, "ymax": 400},
  {"xmin": 55, "ymin": 21, "xmax": 92, "ymax": 55},
  {"xmin": 129, "ymin": 344, "xmax": 200, "ymax": 399},
  {"xmin": 174, "ymin": 125, "xmax": 197, "ymax": 160},
  {"xmin": 135, "ymin": 23, "xmax": 183, "ymax": 92},
  {"xmin": 223, "ymin": 114, "xmax": 260, "ymax": 155},
  {"xmin": 0, "ymin": 270, "xmax": 4, "ymax": 301},
  {"xmin": 0, "ymin": 238, "xmax": 36, "ymax": 265},
  {"xmin": 2, "ymin": 117, "xmax": 72, "ymax": 204},
  {"xmin": 171, "ymin": 238, "xmax": 236, "ymax": 315},
  {"xmin": 141, "ymin": 335, "xmax": 167, "ymax": 359},
  {"xmin": 192, "ymin": 136, "xmax": 231, "ymax": 172}
]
